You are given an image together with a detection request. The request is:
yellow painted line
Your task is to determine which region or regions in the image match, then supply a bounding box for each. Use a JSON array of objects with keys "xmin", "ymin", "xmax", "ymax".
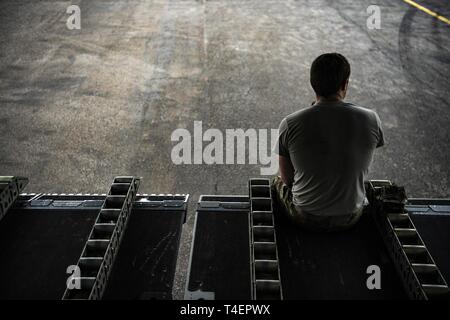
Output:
[{"xmin": 403, "ymin": 0, "xmax": 450, "ymax": 25}]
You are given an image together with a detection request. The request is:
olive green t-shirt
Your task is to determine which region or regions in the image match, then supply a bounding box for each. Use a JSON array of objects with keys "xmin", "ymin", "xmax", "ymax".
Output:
[{"xmin": 275, "ymin": 101, "xmax": 384, "ymax": 217}]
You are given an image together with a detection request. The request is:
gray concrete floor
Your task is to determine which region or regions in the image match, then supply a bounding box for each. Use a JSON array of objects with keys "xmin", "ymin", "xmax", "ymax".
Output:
[{"xmin": 0, "ymin": 0, "xmax": 449, "ymax": 299}]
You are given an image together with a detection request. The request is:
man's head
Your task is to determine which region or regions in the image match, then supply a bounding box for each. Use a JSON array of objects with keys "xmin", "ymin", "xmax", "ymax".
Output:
[{"xmin": 310, "ymin": 53, "xmax": 351, "ymax": 101}]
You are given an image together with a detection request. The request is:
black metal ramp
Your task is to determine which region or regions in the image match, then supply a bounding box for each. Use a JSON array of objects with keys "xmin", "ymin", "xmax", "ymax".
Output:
[
  {"xmin": 185, "ymin": 195, "xmax": 252, "ymax": 300},
  {"xmin": 0, "ymin": 196, "xmax": 96, "ymax": 299},
  {"xmin": 185, "ymin": 180, "xmax": 450, "ymax": 300},
  {"xmin": 186, "ymin": 196, "xmax": 407, "ymax": 299},
  {"xmin": 0, "ymin": 193, "xmax": 188, "ymax": 299},
  {"xmin": 104, "ymin": 195, "xmax": 189, "ymax": 300},
  {"xmin": 275, "ymin": 207, "xmax": 406, "ymax": 299}
]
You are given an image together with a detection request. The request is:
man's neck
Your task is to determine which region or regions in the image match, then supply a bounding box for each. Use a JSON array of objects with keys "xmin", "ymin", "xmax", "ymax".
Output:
[{"xmin": 315, "ymin": 96, "xmax": 343, "ymax": 104}]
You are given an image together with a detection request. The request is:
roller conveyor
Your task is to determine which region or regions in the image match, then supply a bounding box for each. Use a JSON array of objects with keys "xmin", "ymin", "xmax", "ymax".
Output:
[
  {"xmin": 0, "ymin": 176, "xmax": 28, "ymax": 222},
  {"xmin": 63, "ymin": 176, "xmax": 140, "ymax": 300},
  {"xmin": 366, "ymin": 181, "xmax": 449, "ymax": 300},
  {"xmin": 248, "ymin": 178, "xmax": 283, "ymax": 300}
]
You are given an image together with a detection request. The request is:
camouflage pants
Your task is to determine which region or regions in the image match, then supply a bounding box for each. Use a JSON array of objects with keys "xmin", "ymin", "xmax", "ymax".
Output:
[{"xmin": 270, "ymin": 176, "xmax": 362, "ymax": 232}]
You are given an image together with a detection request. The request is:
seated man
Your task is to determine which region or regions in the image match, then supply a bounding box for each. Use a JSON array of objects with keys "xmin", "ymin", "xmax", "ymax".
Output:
[{"xmin": 272, "ymin": 53, "xmax": 384, "ymax": 232}]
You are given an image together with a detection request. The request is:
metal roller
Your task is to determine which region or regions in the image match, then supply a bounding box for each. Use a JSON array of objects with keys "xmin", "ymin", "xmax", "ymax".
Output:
[
  {"xmin": 249, "ymin": 178, "xmax": 283, "ymax": 300},
  {"xmin": 366, "ymin": 180, "xmax": 449, "ymax": 300},
  {"xmin": 62, "ymin": 176, "xmax": 140, "ymax": 300},
  {"xmin": 0, "ymin": 176, "xmax": 28, "ymax": 222}
]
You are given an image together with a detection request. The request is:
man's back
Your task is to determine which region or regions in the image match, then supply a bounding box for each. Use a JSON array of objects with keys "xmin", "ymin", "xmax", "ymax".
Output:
[{"xmin": 277, "ymin": 100, "xmax": 384, "ymax": 216}]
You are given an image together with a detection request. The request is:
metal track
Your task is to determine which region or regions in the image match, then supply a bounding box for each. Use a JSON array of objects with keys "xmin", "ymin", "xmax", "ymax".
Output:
[
  {"xmin": 0, "ymin": 176, "xmax": 28, "ymax": 222},
  {"xmin": 366, "ymin": 180, "xmax": 449, "ymax": 300},
  {"xmin": 62, "ymin": 176, "xmax": 140, "ymax": 300},
  {"xmin": 248, "ymin": 178, "xmax": 283, "ymax": 300}
]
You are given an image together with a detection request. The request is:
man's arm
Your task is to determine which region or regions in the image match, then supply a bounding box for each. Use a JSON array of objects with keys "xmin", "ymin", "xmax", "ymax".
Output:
[
  {"xmin": 275, "ymin": 117, "xmax": 294, "ymax": 187},
  {"xmin": 279, "ymin": 155, "xmax": 294, "ymax": 188},
  {"xmin": 374, "ymin": 111, "xmax": 385, "ymax": 148}
]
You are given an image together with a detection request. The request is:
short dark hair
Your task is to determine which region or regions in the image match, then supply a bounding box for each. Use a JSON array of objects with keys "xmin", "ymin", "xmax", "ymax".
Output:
[{"xmin": 310, "ymin": 53, "xmax": 351, "ymax": 97}]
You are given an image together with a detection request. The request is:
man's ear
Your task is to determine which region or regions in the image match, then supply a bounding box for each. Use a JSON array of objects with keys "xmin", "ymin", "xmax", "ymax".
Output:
[{"xmin": 341, "ymin": 78, "xmax": 349, "ymax": 91}]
